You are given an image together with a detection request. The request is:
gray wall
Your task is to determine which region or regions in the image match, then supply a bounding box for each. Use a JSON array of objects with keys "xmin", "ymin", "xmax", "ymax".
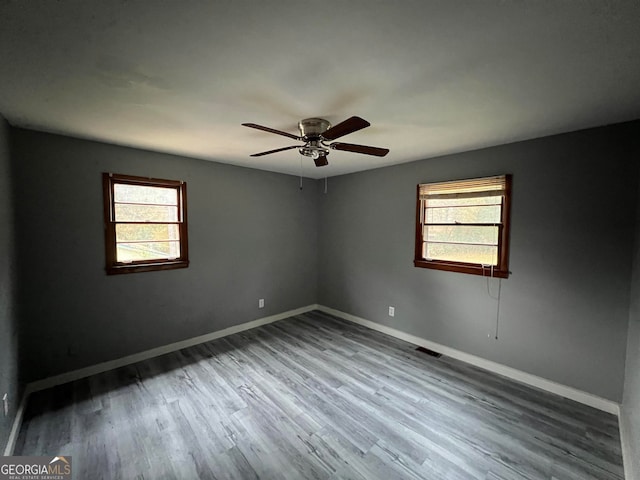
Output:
[
  {"xmin": 0, "ymin": 115, "xmax": 20, "ymax": 451},
  {"xmin": 7, "ymin": 120, "xmax": 639, "ymax": 405},
  {"xmin": 318, "ymin": 121, "xmax": 640, "ymax": 402},
  {"xmin": 622, "ymin": 139, "xmax": 640, "ymax": 479},
  {"xmin": 12, "ymin": 128, "xmax": 319, "ymax": 381}
]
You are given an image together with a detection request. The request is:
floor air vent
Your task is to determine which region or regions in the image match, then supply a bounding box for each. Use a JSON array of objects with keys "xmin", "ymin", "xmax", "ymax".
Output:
[{"xmin": 416, "ymin": 346, "xmax": 442, "ymax": 358}]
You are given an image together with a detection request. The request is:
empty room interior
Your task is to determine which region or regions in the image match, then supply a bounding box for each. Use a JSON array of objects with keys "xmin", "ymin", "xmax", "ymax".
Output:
[{"xmin": 1, "ymin": 1, "xmax": 640, "ymax": 479}]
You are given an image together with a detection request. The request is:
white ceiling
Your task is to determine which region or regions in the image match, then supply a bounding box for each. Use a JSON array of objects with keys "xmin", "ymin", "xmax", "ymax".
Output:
[{"xmin": 1, "ymin": 1, "xmax": 640, "ymax": 179}]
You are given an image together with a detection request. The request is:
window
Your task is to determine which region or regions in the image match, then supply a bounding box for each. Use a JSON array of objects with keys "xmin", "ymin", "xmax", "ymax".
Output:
[
  {"xmin": 103, "ymin": 173, "xmax": 189, "ymax": 274},
  {"xmin": 414, "ymin": 174, "xmax": 511, "ymax": 278}
]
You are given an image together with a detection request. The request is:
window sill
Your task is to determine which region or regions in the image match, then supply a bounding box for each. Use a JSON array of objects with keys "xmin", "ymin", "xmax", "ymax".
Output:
[
  {"xmin": 106, "ymin": 259, "xmax": 189, "ymax": 275},
  {"xmin": 414, "ymin": 259, "xmax": 509, "ymax": 278}
]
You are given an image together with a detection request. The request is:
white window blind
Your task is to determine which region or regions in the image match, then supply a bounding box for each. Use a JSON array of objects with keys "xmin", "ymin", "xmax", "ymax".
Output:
[
  {"xmin": 419, "ymin": 175, "xmax": 507, "ymax": 200},
  {"xmin": 416, "ymin": 174, "xmax": 510, "ymax": 271}
]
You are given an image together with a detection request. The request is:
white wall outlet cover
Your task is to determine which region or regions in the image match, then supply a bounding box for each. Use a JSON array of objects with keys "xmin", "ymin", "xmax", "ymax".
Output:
[
  {"xmin": 388, "ymin": 306, "xmax": 395, "ymax": 317},
  {"xmin": 259, "ymin": 299, "xmax": 265, "ymax": 308}
]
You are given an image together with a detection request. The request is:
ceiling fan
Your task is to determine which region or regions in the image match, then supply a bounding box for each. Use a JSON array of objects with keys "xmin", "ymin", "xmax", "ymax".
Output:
[{"xmin": 242, "ymin": 116, "xmax": 389, "ymax": 167}]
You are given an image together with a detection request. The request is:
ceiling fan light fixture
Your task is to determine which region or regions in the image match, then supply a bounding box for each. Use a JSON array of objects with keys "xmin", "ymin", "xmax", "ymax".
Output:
[{"xmin": 299, "ymin": 145, "xmax": 329, "ymax": 159}]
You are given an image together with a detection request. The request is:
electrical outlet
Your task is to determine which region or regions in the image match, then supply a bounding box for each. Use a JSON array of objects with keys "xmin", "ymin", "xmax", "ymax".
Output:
[
  {"xmin": 388, "ymin": 306, "xmax": 395, "ymax": 317},
  {"xmin": 259, "ymin": 298, "xmax": 265, "ymax": 309},
  {"xmin": 2, "ymin": 394, "xmax": 7, "ymax": 416}
]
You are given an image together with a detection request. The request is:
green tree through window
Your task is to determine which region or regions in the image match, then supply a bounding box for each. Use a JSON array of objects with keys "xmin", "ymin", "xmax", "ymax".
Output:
[
  {"xmin": 414, "ymin": 175, "xmax": 512, "ymax": 278},
  {"xmin": 103, "ymin": 173, "xmax": 189, "ymax": 274}
]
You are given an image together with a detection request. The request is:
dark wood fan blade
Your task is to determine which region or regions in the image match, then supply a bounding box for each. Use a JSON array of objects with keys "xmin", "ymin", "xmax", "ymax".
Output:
[
  {"xmin": 321, "ymin": 116, "xmax": 370, "ymax": 140},
  {"xmin": 250, "ymin": 145, "xmax": 299, "ymax": 157},
  {"xmin": 242, "ymin": 123, "xmax": 301, "ymax": 141},
  {"xmin": 330, "ymin": 142, "xmax": 389, "ymax": 157},
  {"xmin": 314, "ymin": 155, "xmax": 329, "ymax": 167}
]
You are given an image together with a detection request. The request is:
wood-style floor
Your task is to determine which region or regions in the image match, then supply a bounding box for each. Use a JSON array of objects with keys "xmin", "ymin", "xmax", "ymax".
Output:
[{"xmin": 15, "ymin": 311, "xmax": 624, "ymax": 479}]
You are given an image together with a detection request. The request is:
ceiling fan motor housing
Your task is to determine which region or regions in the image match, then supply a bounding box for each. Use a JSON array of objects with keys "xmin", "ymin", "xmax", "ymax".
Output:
[
  {"xmin": 298, "ymin": 118, "xmax": 331, "ymax": 139},
  {"xmin": 298, "ymin": 118, "xmax": 331, "ymax": 158}
]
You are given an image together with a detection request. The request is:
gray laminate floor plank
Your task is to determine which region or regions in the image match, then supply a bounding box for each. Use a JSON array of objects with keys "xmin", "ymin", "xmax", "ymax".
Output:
[{"xmin": 14, "ymin": 311, "xmax": 624, "ymax": 479}]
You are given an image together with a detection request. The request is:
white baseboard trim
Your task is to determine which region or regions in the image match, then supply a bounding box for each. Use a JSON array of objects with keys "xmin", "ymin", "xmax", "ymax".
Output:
[
  {"xmin": 27, "ymin": 304, "xmax": 319, "ymax": 394},
  {"xmin": 5, "ymin": 304, "xmax": 621, "ymax": 455},
  {"xmin": 317, "ymin": 305, "xmax": 620, "ymax": 416},
  {"xmin": 3, "ymin": 304, "xmax": 316, "ymax": 455},
  {"xmin": 3, "ymin": 389, "xmax": 30, "ymax": 456},
  {"xmin": 619, "ymin": 406, "xmax": 638, "ymax": 480}
]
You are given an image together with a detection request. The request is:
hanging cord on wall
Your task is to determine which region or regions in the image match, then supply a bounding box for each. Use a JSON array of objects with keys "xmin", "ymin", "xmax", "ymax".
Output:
[
  {"xmin": 324, "ymin": 176, "xmax": 328, "ymax": 194},
  {"xmin": 483, "ymin": 264, "xmax": 502, "ymax": 340},
  {"xmin": 494, "ymin": 277, "xmax": 502, "ymax": 340}
]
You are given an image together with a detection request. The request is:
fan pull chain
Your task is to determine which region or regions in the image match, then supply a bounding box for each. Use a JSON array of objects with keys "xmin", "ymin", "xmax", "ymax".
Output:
[
  {"xmin": 324, "ymin": 176, "xmax": 328, "ymax": 194},
  {"xmin": 299, "ymin": 156, "xmax": 303, "ymax": 190}
]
